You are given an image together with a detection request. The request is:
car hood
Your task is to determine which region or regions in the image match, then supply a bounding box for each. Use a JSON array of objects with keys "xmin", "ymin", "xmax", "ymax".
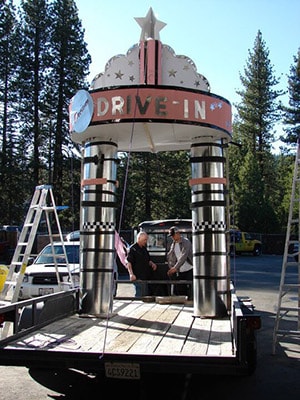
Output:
[{"xmin": 24, "ymin": 263, "xmax": 80, "ymax": 274}]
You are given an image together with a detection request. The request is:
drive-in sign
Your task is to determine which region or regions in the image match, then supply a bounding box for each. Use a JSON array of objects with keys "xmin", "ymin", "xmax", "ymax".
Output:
[{"xmin": 89, "ymin": 86, "xmax": 231, "ymax": 133}]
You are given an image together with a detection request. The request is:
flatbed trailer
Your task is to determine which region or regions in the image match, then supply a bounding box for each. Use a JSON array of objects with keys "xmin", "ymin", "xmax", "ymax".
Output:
[{"xmin": 0, "ymin": 282, "xmax": 260, "ymax": 379}]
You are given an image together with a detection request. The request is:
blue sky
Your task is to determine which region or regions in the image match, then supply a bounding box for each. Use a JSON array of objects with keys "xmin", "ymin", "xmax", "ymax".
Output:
[{"xmin": 75, "ymin": 0, "xmax": 300, "ymax": 150}]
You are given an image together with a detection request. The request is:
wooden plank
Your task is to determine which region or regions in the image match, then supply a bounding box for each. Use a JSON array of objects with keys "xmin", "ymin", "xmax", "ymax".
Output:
[
  {"xmin": 154, "ymin": 304, "xmax": 193, "ymax": 354},
  {"xmin": 61, "ymin": 300, "xmax": 154, "ymax": 352},
  {"xmin": 8, "ymin": 316, "xmax": 86, "ymax": 350},
  {"xmin": 2, "ymin": 300, "xmax": 234, "ymax": 358},
  {"xmin": 103, "ymin": 301, "xmax": 170, "ymax": 353},
  {"xmin": 181, "ymin": 317, "xmax": 212, "ymax": 355},
  {"xmin": 127, "ymin": 303, "xmax": 183, "ymax": 354},
  {"xmin": 206, "ymin": 318, "xmax": 233, "ymax": 356},
  {"xmin": 7, "ymin": 300, "xmax": 144, "ymax": 352}
]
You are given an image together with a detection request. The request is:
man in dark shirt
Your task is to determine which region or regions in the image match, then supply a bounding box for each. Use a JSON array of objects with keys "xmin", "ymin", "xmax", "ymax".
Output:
[{"xmin": 127, "ymin": 231, "xmax": 157, "ymax": 297}]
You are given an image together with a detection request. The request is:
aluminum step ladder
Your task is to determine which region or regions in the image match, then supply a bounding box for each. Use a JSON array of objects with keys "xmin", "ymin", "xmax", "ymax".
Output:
[
  {"xmin": 0, "ymin": 184, "xmax": 73, "ymax": 305},
  {"xmin": 272, "ymin": 140, "xmax": 300, "ymax": 354}
]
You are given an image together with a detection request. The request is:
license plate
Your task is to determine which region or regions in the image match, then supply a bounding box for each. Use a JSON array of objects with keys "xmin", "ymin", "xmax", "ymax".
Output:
[
  {"xmin": 39, "ymin": 288, "xmax": 54, "ymax": 295},
  {"xmin": 105, "ymin": 362, "xmax": 140, "ymax": 380}
]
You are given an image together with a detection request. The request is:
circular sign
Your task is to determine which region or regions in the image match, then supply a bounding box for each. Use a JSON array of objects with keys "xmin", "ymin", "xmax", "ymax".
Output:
[{"xmin": 69, "ymin": 90, "xmax": 94, "ymax": 133}]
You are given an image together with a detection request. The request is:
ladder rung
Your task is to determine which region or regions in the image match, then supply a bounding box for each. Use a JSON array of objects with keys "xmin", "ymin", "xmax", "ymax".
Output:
[
  {"xmin": 3, "ymin": 280, "xmax": 17, "ymax": 286},
  {"xmin": 30, "ymin": 205, "xmax": 40, "ymax": 209},
  {"xmin": 282, "ymin": 283, "xmax": 300, "ymax": 289},
  {"xmin": 24, "ymin": 223, "xmax": 34, "ymax": 227},
  {"xmin": 16, "ymin": 242, "xmax": 29, "ymax": 247},
  {"xmin": 285, "ymin": 261, "xmax": 298, "ymax": 267},
  {"xmin": 279, "ymin": 306, "xmax": 300, "ymax": 312},
  {"xmin": 0, "ymin": 300, "xmax": 11, "ymax": 307},
  {"xmin": 276, "ymin": 329, "xmax": 300, "ymax": 335},
  {"xmin": 36, "ymin": 184, "xmax": 52, "ymax": 190}
]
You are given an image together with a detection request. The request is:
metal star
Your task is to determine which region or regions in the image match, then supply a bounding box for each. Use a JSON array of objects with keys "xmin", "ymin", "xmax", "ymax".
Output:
[
  {"xmin": 115, "ymin": 70, "xmax": 124, "ymax": 79},
  {"xmin": 168, "ymin": 69, "xmax": 177, "ymax": 77},
  {"xmin": 135, "ymin": 7, "xmax": 166, "ymax": 41}
]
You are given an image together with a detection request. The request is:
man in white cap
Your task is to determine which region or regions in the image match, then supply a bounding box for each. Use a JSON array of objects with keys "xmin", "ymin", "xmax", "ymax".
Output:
[{"xmin": 167, "ymin": 226, "xmax": 193, "ymax": 300}]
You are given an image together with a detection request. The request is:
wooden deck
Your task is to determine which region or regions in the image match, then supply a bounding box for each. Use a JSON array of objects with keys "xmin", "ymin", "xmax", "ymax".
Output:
[{"xmin": 5, "ymin": 298, "xmax": 234, "ymax": 357}]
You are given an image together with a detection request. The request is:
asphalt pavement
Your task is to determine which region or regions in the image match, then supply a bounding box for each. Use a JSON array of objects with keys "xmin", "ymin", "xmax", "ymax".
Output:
[{"xmin": 0, "ymin": 254, "xmax": 299, "ymax": 399}]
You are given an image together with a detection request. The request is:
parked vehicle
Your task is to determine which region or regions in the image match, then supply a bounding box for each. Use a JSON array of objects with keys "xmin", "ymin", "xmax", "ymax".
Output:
[
  {"xmin": 65, "ymin": 230, "xmax": 80, "ymax": 241},
  {"xmin": 230, "ymin": 229, "xmax": 262, "ymax": 256},
  {"xmin": 18, "ymin": 241, "xmax": 80, "ymax": 300},
  {"xmin": 64, "ymin": 229, "xmax": 130, "ymax": 277}
]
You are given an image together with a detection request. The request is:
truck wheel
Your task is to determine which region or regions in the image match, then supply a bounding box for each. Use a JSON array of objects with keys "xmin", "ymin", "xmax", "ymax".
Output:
[{"xmin": 252, "ymin": 245, "xmax": 261, "ymax": 256}]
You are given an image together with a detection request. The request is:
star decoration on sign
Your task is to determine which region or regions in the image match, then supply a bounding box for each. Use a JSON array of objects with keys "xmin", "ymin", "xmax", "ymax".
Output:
[
  {"xmin": 210, "ymin": 102, "xmax": 223, "ymax": 111},
  {"xmin": 115, "ymin": 70, "xmax": 124, "ymax": 80},
  {"xmin": 135, "ymin": 7, "xmax": 166, "ymax": 41},
  {"xmin": 168, "ymin": 69, "xmax": 177, "ymax": 77}
]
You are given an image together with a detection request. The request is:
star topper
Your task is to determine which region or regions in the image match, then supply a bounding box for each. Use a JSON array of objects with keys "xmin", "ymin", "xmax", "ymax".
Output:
[{"xmin": 135, "ymin": 7, "xmax": 166, "ymax": 41}]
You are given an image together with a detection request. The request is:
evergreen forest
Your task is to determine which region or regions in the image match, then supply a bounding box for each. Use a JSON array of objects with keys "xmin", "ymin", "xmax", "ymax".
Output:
[{"xmin": 0, "ymin": 1, "xmax": 300, "ymax": 236}]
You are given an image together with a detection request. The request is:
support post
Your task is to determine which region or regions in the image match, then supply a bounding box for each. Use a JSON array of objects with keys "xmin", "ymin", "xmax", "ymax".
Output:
[
  {"xmin": 80, "ymin": 141, "xmax": 118, "ymax": 317},
  {"xmin": 190, "ymin": 139, "xmax": 229, "ymax": 317}
]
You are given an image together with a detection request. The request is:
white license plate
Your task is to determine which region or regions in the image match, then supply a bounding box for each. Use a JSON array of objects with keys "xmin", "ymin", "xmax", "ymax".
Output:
[
  {"xmin": 105, "ymin": 362, "xmax": 140, "ymax": 380},
  {"xmin": 39, "ymin": 288, "xmax": 54, "ymax": 295}
]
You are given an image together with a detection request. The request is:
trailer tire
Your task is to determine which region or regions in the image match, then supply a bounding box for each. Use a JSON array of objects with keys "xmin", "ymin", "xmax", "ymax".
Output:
[{"xmin": 29, "ymin": 367, "xmax": 98, "ymax": 396}]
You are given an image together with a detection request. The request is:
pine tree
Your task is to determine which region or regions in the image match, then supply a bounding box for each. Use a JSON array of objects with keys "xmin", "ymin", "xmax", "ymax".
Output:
[
  {"xmin": 17, "ymin": 0, "xmax": 51, "ymax": 188},
  {"xmin": 46, "ymin": 0, "xmax": 91, "ymax": 209},
  {"xmin": 0, "ymin": 0, "xmax": 26, "ymax": 223},
  {"xmin": 117, "ymin": 151, "xmax": 191, "ymax": 229},
  {"xmin": 229, "ymin": 30, "xmax": 283, "ymax": 233},
  {"xmin": 281, "ymin": 48, "xmax": 300, "ymax": 145},
  {"xmin": 10, "ymin": 0, "xmax": 90, "ymax": 229}
]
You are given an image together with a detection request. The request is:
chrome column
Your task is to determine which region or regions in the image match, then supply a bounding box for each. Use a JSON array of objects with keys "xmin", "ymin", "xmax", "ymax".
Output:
[
  {"xmin": 190, "ymin": 139, "xmax": 229, "ymax": 317},
  {"xmin": 80, "ymin": 140, "xmax": 118, "ymax": 316}
]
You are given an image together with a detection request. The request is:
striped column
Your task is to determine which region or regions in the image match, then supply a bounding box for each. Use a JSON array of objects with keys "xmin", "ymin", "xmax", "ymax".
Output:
[
  {"xmin": 190, "ymin": 140, "xmax": 229, "ymax": 317},
  {"xmin": 80, "ymin": 140, "xmax": 118, "ymax": 316}
]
